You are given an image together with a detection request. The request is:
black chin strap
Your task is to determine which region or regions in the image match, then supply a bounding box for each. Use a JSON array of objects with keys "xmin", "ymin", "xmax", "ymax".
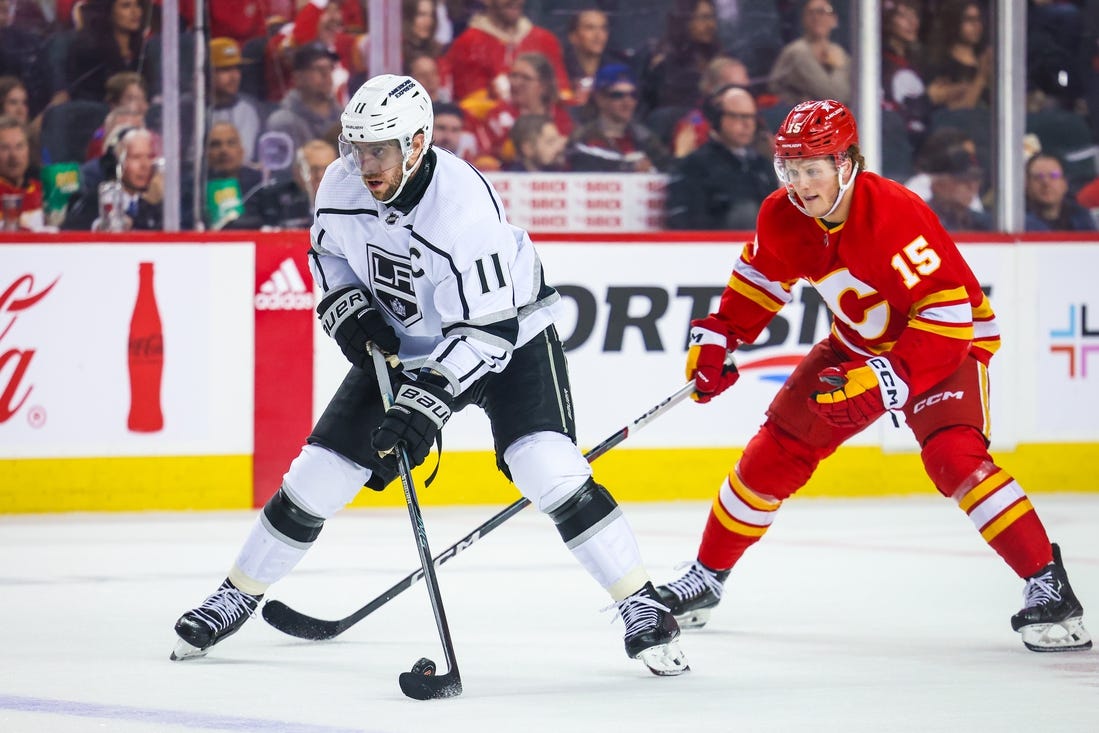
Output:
[{"xmin": 390, "ymin": 148, "xmax": 437, "ymax": 214}]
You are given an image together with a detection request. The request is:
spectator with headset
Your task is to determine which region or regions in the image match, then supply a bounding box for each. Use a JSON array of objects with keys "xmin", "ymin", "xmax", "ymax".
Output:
[
  {"xmin": 669, "ymin": 54, "xmax": 751, "ymax": 158},
  {"xmin": 665, "ymin": 85, "xmax": 775, "ymax": 230},
  {"xmin": 61, "ymin": 126, "xmax": 165, "ymax": 231}
]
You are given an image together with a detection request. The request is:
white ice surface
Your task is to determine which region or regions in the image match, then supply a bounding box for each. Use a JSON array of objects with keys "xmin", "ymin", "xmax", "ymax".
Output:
[{"xmin": 1, "ymin": 495, "xmax": 1097, "ymax": 732}]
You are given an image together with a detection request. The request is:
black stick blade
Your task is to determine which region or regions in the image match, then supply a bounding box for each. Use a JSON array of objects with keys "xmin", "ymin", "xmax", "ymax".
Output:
[
  {"xmin": 398, "ymin": 671, "xmax": 462, "ymax": 700},
  {"xmin": 261, "ymin": 600, "xmax": 344, "ymax": 640}
]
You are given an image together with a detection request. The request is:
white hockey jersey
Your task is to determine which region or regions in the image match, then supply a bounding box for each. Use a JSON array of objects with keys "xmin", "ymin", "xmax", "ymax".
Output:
[{"xmin": 308, "ymin": 147, "xmax": 564, "ymax": 397}]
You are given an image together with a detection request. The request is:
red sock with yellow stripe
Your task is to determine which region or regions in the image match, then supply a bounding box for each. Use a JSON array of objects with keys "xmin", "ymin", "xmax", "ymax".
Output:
[
  {"xmin": 922, "ymin": 427, "xmax": 1052, "ymax": 579},
  {"xmin": 697, "ymin": 466, "xmax": 782, "ymax": 571},
  {"xmin": 954, "ymin": 466, "xmax": 1052, "ymax": 578}
]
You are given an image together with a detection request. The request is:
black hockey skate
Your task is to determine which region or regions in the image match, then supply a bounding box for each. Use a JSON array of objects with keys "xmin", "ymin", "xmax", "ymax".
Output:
[
  {"xmin": 655, "ymin": 560, "xmax": 730, "ymax": 629},
  {"xmin": 1010, "ymin": 543, "xmax": 1091, "ymax": 652},
  {"xmin": 612, "ymin": 582, "xmax": 689, "ymax": 676},
  {"xmin": 170, "ymin": 579, "xmax": 263, "ymax": 660}
]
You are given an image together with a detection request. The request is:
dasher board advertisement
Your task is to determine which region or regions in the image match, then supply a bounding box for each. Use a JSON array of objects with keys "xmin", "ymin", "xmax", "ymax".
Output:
[
  {"xmin": 538, "ymin": 241, "xmax": 934, "ymax": 450},
  {"xmin": 0, "ymin": 243, "xmax": 254, "ymax": 458},
  {"xmin": 1027, "ymin": 243, "xmax": 1099, "ymax": 438},
  {"xmin": 315, "ymin": 239, "xmax": 1099, "ymax": 452}
]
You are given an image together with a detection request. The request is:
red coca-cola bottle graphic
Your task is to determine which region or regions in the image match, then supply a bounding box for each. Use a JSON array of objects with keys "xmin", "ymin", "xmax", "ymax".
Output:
[{"xmin": 127, "ymin": 261, "xmax": 164, "ymax": 432}]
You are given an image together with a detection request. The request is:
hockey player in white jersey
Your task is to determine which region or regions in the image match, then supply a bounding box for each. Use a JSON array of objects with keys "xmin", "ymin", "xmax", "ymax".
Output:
[{"xmin": 171, "ymin": 74, "xmax": 688, "ymax": 676}]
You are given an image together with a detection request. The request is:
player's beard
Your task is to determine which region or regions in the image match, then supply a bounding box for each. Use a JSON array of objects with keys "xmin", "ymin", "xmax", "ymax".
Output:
[{"xmin": 361, "ymin": 163, "xmax": 403, "ymax": 201}]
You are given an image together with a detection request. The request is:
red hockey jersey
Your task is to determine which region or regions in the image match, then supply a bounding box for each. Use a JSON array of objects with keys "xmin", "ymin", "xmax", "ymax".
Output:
[
  {"xmin": 444, "ymin": 16, "xmax": 571, "ymax": 105},
  {"xmin": 713, "ymin": 171, "xmax": 1000, "ymax": 395}
]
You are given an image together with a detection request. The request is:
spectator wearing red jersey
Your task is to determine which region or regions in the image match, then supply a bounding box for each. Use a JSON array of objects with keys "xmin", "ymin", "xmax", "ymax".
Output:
[
  {"xmin": 0, "ymin": 115, "xmax": 44, "ymax": 231},
  {"xmin": 209, "ymin": 1, "xmax": 270, "ymax": 43},
  {"xmin": 152, "ymin": 0, "xmax": 271, "ymax": 44},
  {"xmin": 443, "ymin": 0, "xmax": 570, "ymax": 116},
  {"xmin": 265, "ymin": 0, "xmax": 367, "ymax": 104},
  {"xmin": 473, "ymin": 52, "xmax": 574, "ymax": 165}
]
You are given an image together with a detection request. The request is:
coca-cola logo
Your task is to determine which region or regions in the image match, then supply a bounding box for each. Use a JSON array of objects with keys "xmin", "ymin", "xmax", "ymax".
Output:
[
  {"xmin": 130, "ymin": 333, "xmax": 164, "ymax": 358},
  {"xmin": 0, "ymin": 274, "xmax": 59, "ymax": 424}
]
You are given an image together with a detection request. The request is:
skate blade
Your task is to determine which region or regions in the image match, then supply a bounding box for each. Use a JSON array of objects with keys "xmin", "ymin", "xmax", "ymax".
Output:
[
  {"xmin": 169, "ymin": 638, "xmax": 210, "ymax": 661},
  {"xmin": 635, "ymin": 641, "xmax": 690, "ymax": 676},
  {"xmin": 675, "ymin": 607, "xmax": 712, "ymax": 630},
  {"xmin": 1020, "ymin": 617, "xmax": 1093, "ymax": 652}
]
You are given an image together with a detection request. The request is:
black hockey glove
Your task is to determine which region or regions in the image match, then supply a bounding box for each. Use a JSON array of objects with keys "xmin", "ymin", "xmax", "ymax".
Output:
[
  {"xmin": 317, "ymin": 286, "xmax": 399, "ymax": 369},
  {"xmin": 371, "ymin": 377, "xmax": 453, "ymax": 468}
]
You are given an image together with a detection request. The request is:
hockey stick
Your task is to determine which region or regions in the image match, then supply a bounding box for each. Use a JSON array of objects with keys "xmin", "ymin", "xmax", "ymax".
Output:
[
  {"xmin": 370, "ymin": 346, "xmax": 462, "ymax": 700},
  {"xmin": 263, "ymin": 376, "xmax": 699, "ymax": 642}
]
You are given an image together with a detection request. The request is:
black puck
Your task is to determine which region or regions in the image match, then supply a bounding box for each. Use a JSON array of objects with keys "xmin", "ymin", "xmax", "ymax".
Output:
[{"xmin": 410, "ymin": 657, "xmax": 436, "ymax": 676}]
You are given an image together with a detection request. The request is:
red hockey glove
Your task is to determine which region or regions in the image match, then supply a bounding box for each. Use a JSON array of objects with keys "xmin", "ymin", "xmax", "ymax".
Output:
[
  {"xmin": 686, "ymin": 316, "xmax": 740, "ymax": 403},
  {"xmin": 809, "ymin": 356, "xmax": 910, "ymax": 429}
]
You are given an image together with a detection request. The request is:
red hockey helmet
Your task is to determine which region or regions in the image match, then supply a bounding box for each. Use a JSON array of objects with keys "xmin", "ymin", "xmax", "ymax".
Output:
[{"xmin": 773, "ymin": 99, "xmax": 859, "ymax": 159}]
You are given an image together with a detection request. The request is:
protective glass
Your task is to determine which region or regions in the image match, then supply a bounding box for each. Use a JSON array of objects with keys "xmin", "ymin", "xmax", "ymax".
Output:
[
  {"xmin": 773, "ymin": 154, "xmax": 842, "ymax": 186},
  {"xmin": 338, "ymin": 135, "xmax": 404, "ymax": 175}
]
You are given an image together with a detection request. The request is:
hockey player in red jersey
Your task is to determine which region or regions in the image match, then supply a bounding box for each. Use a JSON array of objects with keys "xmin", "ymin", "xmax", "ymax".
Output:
[{"xmin": 656, "ymin": 99, "xmax": 1091, "ymax": 653}]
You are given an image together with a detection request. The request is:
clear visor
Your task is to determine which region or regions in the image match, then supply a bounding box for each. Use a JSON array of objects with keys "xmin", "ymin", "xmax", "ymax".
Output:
[
  {"xmin": 773, "ymin": 154, "xmax": 843, "ymax": 186},
  {"xmin": 338, "ymin": 135, "xmax": 404, "ymax": 175}
]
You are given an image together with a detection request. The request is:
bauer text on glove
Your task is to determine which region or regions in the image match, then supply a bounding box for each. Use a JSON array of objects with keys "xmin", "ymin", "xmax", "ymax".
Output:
[
  {"xmin": 808, "ymin": 356, "xmax": 910, "ymax": 429},
  {"xmin": 317, "ymin": 286, "xmax": 400, "ymax": 369},
  {"xmin": 686, "ymin": 316, "xmax": 740, "ymax": 403},
  {"xmin": 371, "ymin": 379, "xmax": 453, "ymax": 467}
]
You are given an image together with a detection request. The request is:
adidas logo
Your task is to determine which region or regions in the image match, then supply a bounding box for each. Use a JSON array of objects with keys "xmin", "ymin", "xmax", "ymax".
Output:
[{"xmin": 255, "ymin": 258, "xmax": 313, "ymax": 311}]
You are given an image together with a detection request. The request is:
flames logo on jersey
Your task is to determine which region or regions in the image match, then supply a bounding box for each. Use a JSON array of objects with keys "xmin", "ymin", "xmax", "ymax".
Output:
[{"xmin": 368, "ymin": 245, "xmax": 421, "ymax": 327}]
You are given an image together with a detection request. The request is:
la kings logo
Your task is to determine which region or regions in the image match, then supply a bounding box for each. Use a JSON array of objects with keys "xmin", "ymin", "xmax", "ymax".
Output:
[{"xmin": 368, "ymin": 245, "xmax": 421, "ymax": 327}]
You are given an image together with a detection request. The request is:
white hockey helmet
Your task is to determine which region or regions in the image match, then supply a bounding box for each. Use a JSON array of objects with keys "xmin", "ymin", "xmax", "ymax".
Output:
[{"xmin": 339, "ymin": 74, "xmax": 433, "ymax": 203}]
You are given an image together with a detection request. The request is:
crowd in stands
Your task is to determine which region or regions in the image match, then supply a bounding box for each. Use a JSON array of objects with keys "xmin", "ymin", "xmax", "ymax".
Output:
[{"xmin": 0, "ymin": 0, "xmax": 1097, "ymax": 233}]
